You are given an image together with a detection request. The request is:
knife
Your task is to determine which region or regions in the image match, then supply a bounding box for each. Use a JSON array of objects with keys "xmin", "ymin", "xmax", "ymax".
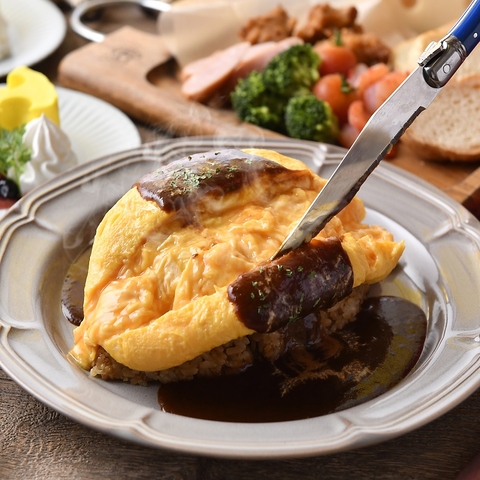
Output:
[{"xmin": 272, "ymin": 0, "xmax": 480, "ymax": 261}]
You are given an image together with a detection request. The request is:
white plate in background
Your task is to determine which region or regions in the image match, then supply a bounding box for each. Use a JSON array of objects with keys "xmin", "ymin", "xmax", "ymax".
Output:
[{"xmin": 0, "ymin": 0, "xmax": 66, "ymax": 78}]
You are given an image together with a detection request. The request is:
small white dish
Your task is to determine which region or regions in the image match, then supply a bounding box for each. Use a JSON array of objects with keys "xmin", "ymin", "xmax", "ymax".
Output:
[
  {"xmin": 0, "ymin": 0, "xmax": 66, "ymax": 78},
  {"xmin": 57, "ymin": 86, "xmax": 142, "ymax": 164}
]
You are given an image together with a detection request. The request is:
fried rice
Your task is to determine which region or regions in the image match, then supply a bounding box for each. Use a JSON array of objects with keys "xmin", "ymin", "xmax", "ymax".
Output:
[{"xmin": 90, "ymin": 284, "xmax": 369, "ymax": 385}]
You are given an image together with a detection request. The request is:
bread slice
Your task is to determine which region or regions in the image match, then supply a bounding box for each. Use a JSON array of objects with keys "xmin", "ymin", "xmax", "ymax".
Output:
[
  {"xmin": 393, "ymin": 23, "xmax": 480, "ymax": 81},
  {"xmin": 393, "ymin": 24, "xmax": 480, "ymax": 161},
  {"xmin": 401, "ymin": 78, "xmax": 480, "ymax": 161}
]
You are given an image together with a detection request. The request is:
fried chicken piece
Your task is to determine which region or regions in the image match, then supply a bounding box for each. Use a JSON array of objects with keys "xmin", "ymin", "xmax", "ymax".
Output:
[
  {"xmin": 238, "ymin": 5, "xmax": 297, "ymax": 44},
  {"xmin": 295, "ymin": 4, "xmax": 360, "ymax": 44},
  {"xmin": 341, "ymin": 30, "xmax": 391, "ymax": 65}
]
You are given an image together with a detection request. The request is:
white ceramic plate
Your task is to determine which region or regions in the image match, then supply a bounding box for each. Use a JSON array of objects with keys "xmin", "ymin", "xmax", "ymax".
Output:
[
  {"xmin": 0, "ymin": 137, "xmax": 480, "ymax": 459},
  {"xmin": 0, "ymin": 0, "xmax": 66, "ymax": 78}
]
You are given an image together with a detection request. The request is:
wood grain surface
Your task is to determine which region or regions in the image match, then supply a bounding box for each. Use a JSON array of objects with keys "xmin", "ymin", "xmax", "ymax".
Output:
[
  {"xmin": 2, "ymin": 364, "xmax": 480, "ymax": 479},
  {"xmin": 1, "ymin": 4, "xmax": 480, "ymax": 479},
  {"xmin": 58, "ymin": 26, "xmax": 284, "ymax": 139}
]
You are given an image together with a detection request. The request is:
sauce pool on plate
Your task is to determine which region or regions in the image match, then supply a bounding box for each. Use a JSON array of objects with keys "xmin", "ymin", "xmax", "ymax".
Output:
[{"xmin": 156, "ymin": 296, "xmax": 426, "ymax": 422}]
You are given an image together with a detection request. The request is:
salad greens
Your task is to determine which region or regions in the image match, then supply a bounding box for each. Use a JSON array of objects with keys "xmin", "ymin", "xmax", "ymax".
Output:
[{"xmin": 0, "ymin": 126, "xmax": 31, "ymax": 184}]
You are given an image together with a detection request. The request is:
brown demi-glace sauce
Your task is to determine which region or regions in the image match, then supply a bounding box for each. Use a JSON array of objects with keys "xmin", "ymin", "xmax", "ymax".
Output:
[
  {"xmin": 62, "ymin": 247, "xmax": 427, "ymax": 423},
  {"xmin": 228, "ymin": 238, "xmax": 354, "ymax": 333},
  {"xmin": 157, "ymin": 296, "xmax": 426, "ymax": 422},
  {"xmin": 61, "ymin": 245, "xmax": 91, "ymax": 327}
]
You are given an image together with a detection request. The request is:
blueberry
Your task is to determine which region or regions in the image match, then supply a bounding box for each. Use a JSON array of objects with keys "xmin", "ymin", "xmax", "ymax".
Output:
[{"xmin": 0, "ymin": 177, "xmax": 20, "ymax": 199}]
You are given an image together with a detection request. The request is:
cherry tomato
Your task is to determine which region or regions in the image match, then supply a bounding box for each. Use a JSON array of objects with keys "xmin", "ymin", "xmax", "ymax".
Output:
[
  {"xmin": 314, "ymin": 41, "xmax": 357, "ymax": 76},
  {"xmin": 0, "ymin": 198, "xmax": 16, "ymax": 209},
  {"xmin": 338, "ymin": 123, "xmax": 360, "ymax": 149},
  {"xmin": 312, "ymin": 74, "xmax": 357, "ymax": 124},
  {"xmin": 347, "ymin": 63, "xmax": 368, "ymax": 86},
  {"xmin": 354, "ymin": 62, "xmax": 390, "ymax": 97},
  {"xmin": 384, "ymin": 143, "xmax": 398, "ymax": 159},
  {"xmin": 347, "ymin": 99, "xmax": 370, "ymax": 132},
  {"xmin": 363, "ymin": 71, "xmax": 409, "ymax": 114}
]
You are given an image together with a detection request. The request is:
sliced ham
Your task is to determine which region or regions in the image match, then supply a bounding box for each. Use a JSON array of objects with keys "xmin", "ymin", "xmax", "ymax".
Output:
[
  {"xmin": 231, "ymin": 37, "xmax": 303, "ymax": 84},
  {"xmin": 181, "ymin": 42, "xmax": 250, "ymax": 103},
  {"xmin": 180, "ymin": 55, "xmax": 217, "ymax": 82},
  {"xmin": 180, "ymin": 37, "xmax": 304, "ymax": 104}
]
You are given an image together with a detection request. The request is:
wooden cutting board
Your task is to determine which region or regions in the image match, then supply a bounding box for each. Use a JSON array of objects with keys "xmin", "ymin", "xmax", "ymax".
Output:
[
  {"xmin": 58, "ymin": 26, "xmax": 480, "ymax": 218},
  {"xmin": 58, "ymin": 26, "xmax": 282, "ymax": 139}
]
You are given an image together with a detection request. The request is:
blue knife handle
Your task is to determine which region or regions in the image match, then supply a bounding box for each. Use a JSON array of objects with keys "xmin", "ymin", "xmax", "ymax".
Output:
[{"xmin": 449, "ymin": 0, "xmax": 480, "ymax": 55}]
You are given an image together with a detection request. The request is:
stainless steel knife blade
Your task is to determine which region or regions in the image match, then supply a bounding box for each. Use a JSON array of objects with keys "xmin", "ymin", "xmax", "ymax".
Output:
[
  {"xmin": 272, "ymin": 0, "xmax": 480, "ymax": 260},
  {"xmin": 272, "ymin": 68, "xmax": 438, "ymax": 260}
]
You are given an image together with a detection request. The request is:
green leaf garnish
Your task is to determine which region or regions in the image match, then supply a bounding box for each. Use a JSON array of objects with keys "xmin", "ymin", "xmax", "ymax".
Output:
[{"xmin": 0, "ymin": 126, "xmax": 31, "ymax": 183}]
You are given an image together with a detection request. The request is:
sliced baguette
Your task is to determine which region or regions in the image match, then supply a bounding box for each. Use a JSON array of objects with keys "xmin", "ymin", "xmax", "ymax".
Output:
[
  {"xmin": 401, "ymin": 78, "xmax": 480, "ymax": 161},
  {"xmin": 393, "ymin": 24, "xmax": 480, "ymax": 161}
]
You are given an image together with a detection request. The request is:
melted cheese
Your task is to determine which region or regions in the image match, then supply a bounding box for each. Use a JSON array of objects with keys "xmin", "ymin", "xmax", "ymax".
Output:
[{"xmin": 70, "ymin": 149, "xmax": 404, "ymax": 372}]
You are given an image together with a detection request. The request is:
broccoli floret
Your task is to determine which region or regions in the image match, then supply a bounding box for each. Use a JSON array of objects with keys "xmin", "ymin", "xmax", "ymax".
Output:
[
  {"xmin": 262, "ymin": 44, "xmax": 321, "ymax": 99},
  {"xmin": 285, "ymin": 94, "xmax": 339, "ymax": 143},
  {"xmin": 230, "ymin": 71, "xmax": 287, "ymax": 132},
  {"xmin": 230, "ymin": 45, "xmax": 324, "ymax": 135}
]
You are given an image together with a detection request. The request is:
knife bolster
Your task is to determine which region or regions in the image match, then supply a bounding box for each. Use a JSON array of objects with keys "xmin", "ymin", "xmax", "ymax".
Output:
[{"xmin": 422, "ymin": 36, "xmax": 466, "ymax": 88}]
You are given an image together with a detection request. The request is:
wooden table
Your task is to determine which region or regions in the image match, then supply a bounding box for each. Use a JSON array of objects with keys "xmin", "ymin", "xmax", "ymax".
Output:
[{"xmin": 1, "ymin": 3, "xmax": 480, "ymax": 479}]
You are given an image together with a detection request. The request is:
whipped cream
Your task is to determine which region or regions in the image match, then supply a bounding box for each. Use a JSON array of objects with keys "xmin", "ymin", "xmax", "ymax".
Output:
[{"xmin": 18, "ymin": 114, "xmax": 78, "ymax": 195}]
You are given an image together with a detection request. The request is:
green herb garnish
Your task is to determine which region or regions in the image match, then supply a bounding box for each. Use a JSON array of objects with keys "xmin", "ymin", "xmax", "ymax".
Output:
[{"xmin": 0, "ymin": 126, "xmax": 31, "ymax": 184}]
